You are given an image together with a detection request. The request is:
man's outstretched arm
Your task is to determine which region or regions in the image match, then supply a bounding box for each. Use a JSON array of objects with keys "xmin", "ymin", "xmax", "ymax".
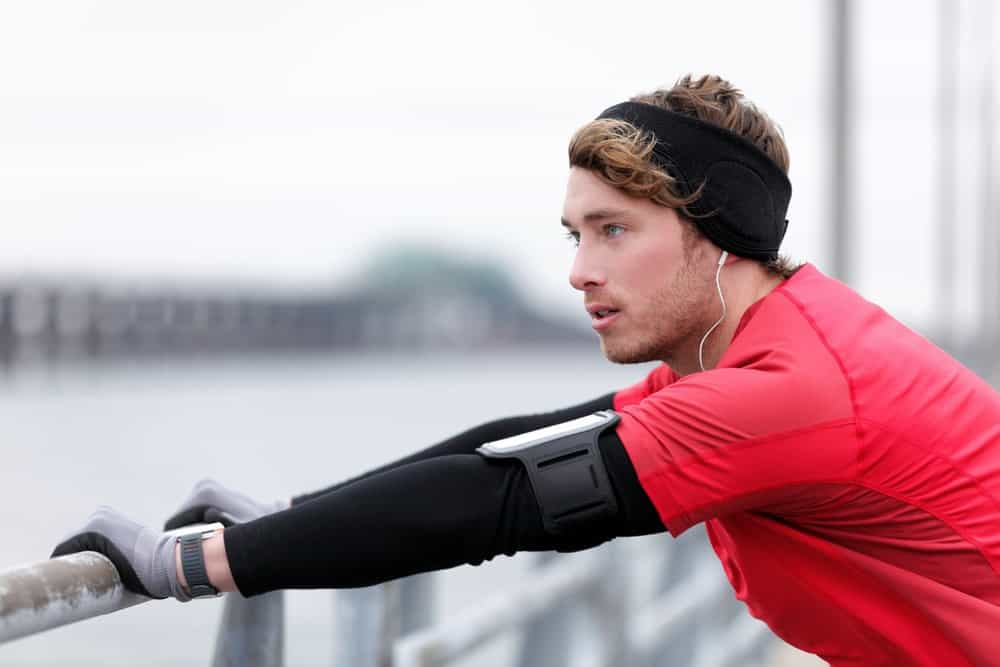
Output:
[
  {"xmin": 54, "ymin": 394, "xmax": 662, "ymax": 600},
  {"xmin": 198, "ymin": 425, "xmax": 663, "ymax": 596},
  {"xmin": 163, "ymin": 393, "xmax": 620, "ymax": 532}
]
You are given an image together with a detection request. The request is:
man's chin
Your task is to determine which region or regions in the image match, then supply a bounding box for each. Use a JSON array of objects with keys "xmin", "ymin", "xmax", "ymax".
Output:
[{"xmin": 599, "ymin": 337, "xmax": 662, "ymax": 365}]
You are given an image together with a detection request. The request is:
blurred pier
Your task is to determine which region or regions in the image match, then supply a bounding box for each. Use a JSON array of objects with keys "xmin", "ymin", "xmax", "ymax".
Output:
[{"xmin": 0, "ymin": 279, "xmax": 589, "ymax": 370}]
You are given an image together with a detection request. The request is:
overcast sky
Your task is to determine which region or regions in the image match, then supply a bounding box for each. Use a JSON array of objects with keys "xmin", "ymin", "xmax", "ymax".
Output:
[{"xmin": 0, "ymin": 0, "xmax": 996, "ymax": 332}]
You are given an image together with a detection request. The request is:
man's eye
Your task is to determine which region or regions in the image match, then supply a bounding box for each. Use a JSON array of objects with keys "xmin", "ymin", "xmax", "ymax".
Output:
[
  {"xmin": 564, "ymin": 231, "xmax": 580, "ymax": 247},
  {"xmin": 604, "ymin": 224, "xmax": 624, "ymax": 238}
]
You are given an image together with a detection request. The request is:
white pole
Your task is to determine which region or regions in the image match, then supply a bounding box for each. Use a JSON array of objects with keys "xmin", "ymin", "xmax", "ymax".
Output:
[
  {"xmin": 979, "ymin": 0, "xmax": 997, "ymax": 339},
  {"xmin": 831, "ymin": 0, "xmax": 855, "ymax": 284},
  {"xmin": 938, "ymin": 0, "xmax": 959, "ymax": 343}
]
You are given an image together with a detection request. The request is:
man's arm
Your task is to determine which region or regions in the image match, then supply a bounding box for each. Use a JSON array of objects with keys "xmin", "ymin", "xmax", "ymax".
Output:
[
  {"xmin": 56, "ymin": 392, "xmax": 653, "ymax": 599},
  {"xmin": 163, "ymin": 393, "xmax": 618, "ymax": 531},
  {"xmin": 200, "ymin": 426, "xmax": 663, "ymax": 596}
]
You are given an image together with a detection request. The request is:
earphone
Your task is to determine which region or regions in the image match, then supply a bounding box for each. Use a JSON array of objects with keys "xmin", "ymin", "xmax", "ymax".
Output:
[{"xmin": 697, "ymin": 249, "xmax": 729, "ymax": 372}]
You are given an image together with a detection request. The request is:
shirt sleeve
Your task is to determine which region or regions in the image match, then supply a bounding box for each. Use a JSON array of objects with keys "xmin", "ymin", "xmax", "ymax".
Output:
[
  {"xmin": 615, "ymin": 365, "xmax": 858, "ymax": 536},
  {"xmin": 613, "ymin": 363, "xmax": 678, "ymax": 411}
]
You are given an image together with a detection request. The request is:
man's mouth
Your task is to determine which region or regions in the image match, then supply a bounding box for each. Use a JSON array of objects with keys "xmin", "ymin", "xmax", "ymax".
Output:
[{"xmin": 587, "ymin": 304, "xmax": 622, "ymax": 331}]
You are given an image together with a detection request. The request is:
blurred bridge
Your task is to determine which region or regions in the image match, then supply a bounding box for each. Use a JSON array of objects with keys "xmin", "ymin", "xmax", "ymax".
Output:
[{"xmin": 0, "ymin": 280, "xmax": 588, "ymax": 369}]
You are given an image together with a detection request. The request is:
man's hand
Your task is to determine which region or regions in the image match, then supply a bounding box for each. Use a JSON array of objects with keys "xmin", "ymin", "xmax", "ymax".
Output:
[
  {"xmin": 51, "ymin": 506, "xmax": 189, "ymax": 601},
  {"xmin": 163, "ymin": 478, "xmax": 289, "ymax": 530}
]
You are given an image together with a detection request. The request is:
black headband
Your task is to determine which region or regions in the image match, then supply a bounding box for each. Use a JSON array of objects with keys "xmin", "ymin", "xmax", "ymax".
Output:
[{"xmin": 596, "ymin": 101, "xmax": 791, "ymax": 261}]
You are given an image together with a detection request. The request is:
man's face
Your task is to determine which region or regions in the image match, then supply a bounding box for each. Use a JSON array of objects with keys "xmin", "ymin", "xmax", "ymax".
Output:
[{"xmin": 561, "ymin": 167, "xmax": 717, "ymax": 365}]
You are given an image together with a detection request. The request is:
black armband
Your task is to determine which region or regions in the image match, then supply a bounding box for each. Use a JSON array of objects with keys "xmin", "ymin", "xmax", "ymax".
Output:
[{"xmin": 477, "ymin": 411, "xmax": 620, "ymax": 536}]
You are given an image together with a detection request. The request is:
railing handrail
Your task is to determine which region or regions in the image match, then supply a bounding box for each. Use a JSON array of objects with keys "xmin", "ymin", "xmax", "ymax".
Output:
[
  {"xmin": 0, "ymin": 551, "xmax": 148, "ymax": 644},
  {"xmin": 1, "ymin": 548, "xmax": 285, "ymax": 667},
  {"xmin": 0, "ymin": 523, "xmax": 222, "ymax": 646}
]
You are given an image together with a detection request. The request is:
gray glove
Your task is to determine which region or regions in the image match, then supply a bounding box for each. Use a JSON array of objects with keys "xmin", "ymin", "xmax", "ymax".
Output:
[
  {"xmin": 164, "ymin": 478, "xmax": 290, "ymax": 530},
  {"xmin": 51, "ymin": 506, "xmax": 191, "ymax": 601}
]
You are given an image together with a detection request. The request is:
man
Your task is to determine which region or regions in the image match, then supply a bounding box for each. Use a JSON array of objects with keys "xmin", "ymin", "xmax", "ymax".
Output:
[{"xmin": 53, "ymin": 75, "xmax": 1000, "ymax": 666}]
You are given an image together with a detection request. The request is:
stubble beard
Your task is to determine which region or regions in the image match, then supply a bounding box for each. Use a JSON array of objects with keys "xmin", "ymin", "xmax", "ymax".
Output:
[{"xmin": 600, "ymin": 250, "xmax": 715, "ymax": 365}]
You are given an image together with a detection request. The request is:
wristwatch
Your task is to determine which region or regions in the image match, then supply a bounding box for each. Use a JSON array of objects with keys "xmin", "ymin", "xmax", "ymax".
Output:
[{"xmin": 178, "ymin": 528, "xmax": 223, "ymax": 599}]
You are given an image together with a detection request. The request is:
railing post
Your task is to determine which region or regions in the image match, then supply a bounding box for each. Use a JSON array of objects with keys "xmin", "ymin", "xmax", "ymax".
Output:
[
  {"xmin": 398, "ymin": 574, "xmax": 434, "ymax": 636},
  {"xmin": 655, "ymin": 530, "xmax": 703, "ymax": 665},
  {"xmin": 516, "ymin": 553, "xmax": 572, "ymax": 667},
  {"xmin": 333, "ymin": 573, "xmax": 434, "ymax": 667},
  {"xmin": 334, "ymin": 582, "xmax": 400, "ymax": 667},
  {"xmin": 593, "ymin": 543, "xmax": 628, "ymax": 667},
  {"xmin": 212, "ymin": 591, "xmax": 284, "ymax": 667}
]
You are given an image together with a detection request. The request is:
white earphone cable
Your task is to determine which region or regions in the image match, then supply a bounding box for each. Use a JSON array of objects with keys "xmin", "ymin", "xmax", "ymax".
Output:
[{"xmin": 698, "ymin": 250, "xmax": 728, "ymax": 372}]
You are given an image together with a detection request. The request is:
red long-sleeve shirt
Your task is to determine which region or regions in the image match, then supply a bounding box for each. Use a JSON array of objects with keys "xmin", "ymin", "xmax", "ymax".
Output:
[{"xmin": 614, "ymin": 263, "xmax": 1000, "ymax": 666}]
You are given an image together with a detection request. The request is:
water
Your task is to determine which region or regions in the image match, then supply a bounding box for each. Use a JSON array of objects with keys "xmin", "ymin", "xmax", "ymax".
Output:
[{"xmin": 0, "ymin": 347, "xmax": 667, "ymax": 666}]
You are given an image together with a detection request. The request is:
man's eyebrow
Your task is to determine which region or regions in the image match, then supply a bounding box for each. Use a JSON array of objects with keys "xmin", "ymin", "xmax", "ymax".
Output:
[{"xmin": 560, "ymin": 208, "xmax": 630, "ymax": 228}]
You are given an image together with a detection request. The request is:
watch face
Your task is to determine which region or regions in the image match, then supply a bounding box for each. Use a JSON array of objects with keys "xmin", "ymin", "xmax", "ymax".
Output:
[{"xmin": 168, "ymin": 522, "xmax": 224, "ymax": 539}]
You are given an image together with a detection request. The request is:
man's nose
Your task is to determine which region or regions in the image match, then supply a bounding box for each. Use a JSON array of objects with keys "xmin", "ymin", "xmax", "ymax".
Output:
[{"xmin": 569, "ymin": 248, "xmax": 607, "ymax": 291}]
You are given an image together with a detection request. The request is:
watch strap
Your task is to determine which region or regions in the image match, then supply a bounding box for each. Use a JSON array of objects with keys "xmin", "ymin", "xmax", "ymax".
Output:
[{"xmin": 179, "ymin": 532, "xmax": 219, "ymax": 598}]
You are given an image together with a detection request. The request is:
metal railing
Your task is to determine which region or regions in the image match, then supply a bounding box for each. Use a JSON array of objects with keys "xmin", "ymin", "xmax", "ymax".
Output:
[
  {"xmin": 0, "ymin": 551, "xmax": 147, "ymax": 644},
  {"xmin": 0, "ymin": 529, "xmax": 775, "ymax": 666},
  {"xmin": 0, "ymin": 549, "xmax": 284, "ymax": 667}
]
